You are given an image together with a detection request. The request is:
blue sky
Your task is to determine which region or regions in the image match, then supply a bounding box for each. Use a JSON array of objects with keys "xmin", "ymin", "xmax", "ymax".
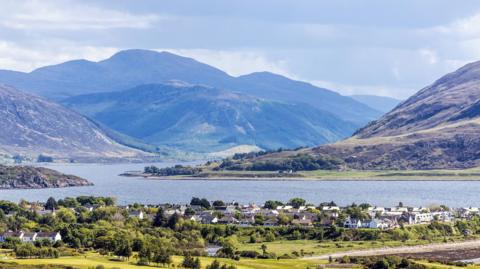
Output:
[{"xmin": 1, "ymin": 0, "xmax": 480, "ymax": 98}]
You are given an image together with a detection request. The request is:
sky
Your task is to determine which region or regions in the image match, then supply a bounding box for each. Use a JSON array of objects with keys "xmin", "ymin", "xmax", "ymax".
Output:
[{"xmin": 2, "ymin": 1, "xmax": 480, "ymax": 98}]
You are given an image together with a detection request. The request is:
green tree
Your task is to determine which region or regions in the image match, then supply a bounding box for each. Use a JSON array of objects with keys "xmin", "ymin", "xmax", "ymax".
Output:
[
  {"xmin": 288, "ymin": 198, "xmax": 306, "ymax": 209},
  {"xmin": 153, "ymin": 208, "xmax": 167, "ymax": 227},
  {"xmin": 260, "ymin": 244, "xmax": 268, "ymax": 256},
  {"xmin": 207, "ymin": 260, "xmax": 221, "ymax": 269},
  {"xmin": 45, "ymin": 197, "xmax": 58, "ymax": 210}
]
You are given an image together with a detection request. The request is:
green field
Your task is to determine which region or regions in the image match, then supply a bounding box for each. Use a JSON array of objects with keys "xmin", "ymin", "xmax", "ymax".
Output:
[
  {"xmin": 0, "ymin": 252, "xmax": 333, "ymax": 269},
  {"xmin": 237, "ymin": 239, "xmax": 448, "ymax": 257}
]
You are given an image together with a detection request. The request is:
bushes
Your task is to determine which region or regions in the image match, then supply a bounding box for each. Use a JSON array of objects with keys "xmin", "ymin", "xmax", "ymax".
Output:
[
  {"xmin": 14, "ymin": 243, "xmax": 59, "ymax": 259},
  {"xmin": 144, "ymin": 165, "xmax": 202, "ymax": 176},
  {"xmin": 237, "ymin": 250, "xmax": 260, "ymax": 258},
  {"xmin": 219, "ymin": 153, "xmax": 344, "ymax": 171},
  {"xmin": 339, "ymin": 256, "xmax": 427, "ymax": 269}
]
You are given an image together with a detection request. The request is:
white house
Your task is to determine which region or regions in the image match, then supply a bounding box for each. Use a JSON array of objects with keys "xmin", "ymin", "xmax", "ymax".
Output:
[
  {"xmin": 367, "ymin": 219, "xmax": 392, "ymax": 230},
  {"xmin": 344, "ymin": 218, "xmax": 363, "ymax": 229},
  {"xmin": 0, "ymin": 231, "xmax": 23, "ymax": 242},
  {"xmin": 128, "ymin": 210, "xmax": 144, "ymax": 220},
  {"xmin": 412, "ymin": 212, "xmax": 433, "ymax": 224},
  {"xmin": 35, "ymin": 232, "xmax": 62, "ymax": 242},
  {"xmin": 21, "ymin": 232, "xmax": 36, "ymax": 242}
]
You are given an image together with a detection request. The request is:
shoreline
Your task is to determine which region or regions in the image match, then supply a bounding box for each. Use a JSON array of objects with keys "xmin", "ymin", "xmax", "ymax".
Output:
[{"xmin": 121, "ymin": 172, "xmax": 480, "ymax": 181}]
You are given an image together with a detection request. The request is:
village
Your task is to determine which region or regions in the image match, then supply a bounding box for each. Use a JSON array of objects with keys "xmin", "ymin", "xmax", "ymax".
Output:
[{"xmin": 1, "ymin": 197, "xmax": 478, "ymax": 245}]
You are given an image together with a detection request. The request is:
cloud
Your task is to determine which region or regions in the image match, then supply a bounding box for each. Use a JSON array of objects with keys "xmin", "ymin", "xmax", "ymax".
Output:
[
  {"xmin": 310, "ymin": 79, "xmax": 411, "ymax": 99},
  {"xmin": 0, "ymin": 41, "xmax": 118, "ymax": 71},
  {"xmin": 434, "ymin": 12, "xmax": 480, "ymax": 36},
  {"xmin": 0, "ymin": 0, "xmax": 159, "ymax": 30},
  {"xmin": 156, "ymin": 48, "xmax": 293, "ymax": 77}
]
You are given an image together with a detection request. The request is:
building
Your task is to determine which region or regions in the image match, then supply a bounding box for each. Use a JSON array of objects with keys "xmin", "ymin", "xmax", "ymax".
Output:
[
  {"xmin": 35, "ymin": 232, "xmax": 62, "ymax": 242},
  {"xmin": 128, "ymin": 210, "xmax": 144, "ymax": 220}
]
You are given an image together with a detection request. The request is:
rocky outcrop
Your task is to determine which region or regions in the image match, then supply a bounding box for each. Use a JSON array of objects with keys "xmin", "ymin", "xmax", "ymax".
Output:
[{"xmin": 0, "ymin": 165, "xmax": 92, "ymax": 189}]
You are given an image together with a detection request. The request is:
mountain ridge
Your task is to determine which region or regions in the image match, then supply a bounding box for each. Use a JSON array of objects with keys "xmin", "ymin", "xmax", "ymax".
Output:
[
  {"xmin": 0, "ymin": 49, "xmax": 381, "ymax": 127},
  {"xmin": 312, "ymin": 60, "xmax": 480, "ymax": 169},
  {"xmin": 63, "ymin": 82, "xmax": 358, "ymax": 152},
  {"xmin": 0, "ymin": 84, "xmax": 141, "ymax": 162}
]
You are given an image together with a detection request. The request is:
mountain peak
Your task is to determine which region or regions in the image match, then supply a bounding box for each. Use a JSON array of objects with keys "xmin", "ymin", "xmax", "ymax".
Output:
[
  {"xmin": 105, "ymin": 49, "xmax": 185, "ymax": 63},
  {"xmin": 314, "ymin": 59, "xmax": 480, "ymax": 170}
]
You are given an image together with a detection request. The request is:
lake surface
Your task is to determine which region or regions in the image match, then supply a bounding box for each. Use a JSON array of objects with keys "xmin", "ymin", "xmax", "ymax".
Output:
[{"xmin": 0, "ymin": 163, "xmax": 479, "ymax": 207}]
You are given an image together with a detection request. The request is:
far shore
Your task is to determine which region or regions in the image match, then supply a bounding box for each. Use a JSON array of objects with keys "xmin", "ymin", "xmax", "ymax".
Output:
[{"xmin": 120, "ymin": 170, "xmax": 480, "ymax": 181}]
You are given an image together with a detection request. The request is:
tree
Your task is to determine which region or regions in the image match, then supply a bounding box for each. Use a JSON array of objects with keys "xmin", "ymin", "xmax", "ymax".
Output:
[
  {"xmin": 182, "ymin": 254, "xmax": 199, "ymax": 269},
  {"xmin": 193, "ymin": 257, "xmax": 201, "ymax": 269},
  {"xmin": 166, "ymin": 213, "xmax": 181, "ymax": 229},
  {"xmin": 153, "ymin": 208, "xmax": 167, "ymax": 227},
  {"xmin": 288, "ymin": 198, "xmax": 306, "ymax": 209},
  {"xmin": 190, "ymin": 197, "xmax": 211, "ymax": 209},
  {"xmin": 153, "ymin": 250, "xmax": 171, "ymax": 266},
  {"xmin": 264, "ymin": 200, "xmax": 283, "ymax": 209},
  {"xmin": 45, "ymin": 197, "xmax": 58, "ymax": 210},
  {"xmin": 213, "ymin": 200, "xmax": 225, "ymax": 207},
  {"xmin": 260, "ymin": 244, "xmax": 268, "ymax": 256},
  {"xmin": 207, "ymin": 260, "xmax": 221, "ymax": 269},
  {"xmin": 114, "ymin": 239, "xmax": 132, "ymax": 260}
]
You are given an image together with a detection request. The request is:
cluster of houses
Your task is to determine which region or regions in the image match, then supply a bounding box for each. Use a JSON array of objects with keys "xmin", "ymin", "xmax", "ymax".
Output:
[
  {"xmin": 2, "ymin": 201, "xmax": 480, "ymax": 244},
  {"xmin": 0, "ymin": 231, "xmax": 61, "ymax": 243},
  {"xmin": 127, "ymin": 203, "xmax": 463, "ymax": 230}
]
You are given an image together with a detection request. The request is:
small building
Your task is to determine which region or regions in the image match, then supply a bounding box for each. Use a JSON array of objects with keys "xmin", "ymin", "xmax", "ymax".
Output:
[
  {"xmin": 343, "ymin": 218, "xmax": 363, "ymax": 229},
  {"xmin": 21, "ymin": 232, "xmax": 36, "ymax": 242},
  {"xmin": 128, "ymin": 210, "xmax": 144, "ymax": 220},
  {"xmin": 35, "ymin": 232, "xmax": 62, "ymax": 242},
  {"xmin": 0, "ymin": 231, "xmax": 23, "ymax": 242},
  {"xmin": 217, "ymin": 216, "xmax": 239, "ymax": 225}
]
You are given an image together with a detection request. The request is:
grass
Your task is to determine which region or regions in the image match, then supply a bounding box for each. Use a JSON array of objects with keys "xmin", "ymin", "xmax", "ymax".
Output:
[
  {"xmin": 237, "ymin": 239, "xmax": 438, "ymax": 257},
  {"xmin": 0, "ymin": 252, "xmax": 345, "ymax": 269},
  {"xmin": 417, "ymin": 260, "xmax": 480, "ymax": 269},
  {"xmin": 300, "ymin": 167, "xmax": 480, "ymax": 180}
]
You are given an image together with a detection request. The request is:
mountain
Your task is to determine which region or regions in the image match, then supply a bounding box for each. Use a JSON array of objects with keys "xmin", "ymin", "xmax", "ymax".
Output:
[
  {"xmin": 0, "ymin": 85, "xmax": 140, "ymax": 161},
  {"xmin": 0, "ymin": 49, "xmax": 380, "ymax": 126},
  {"xmin": 0, "ymin": 165, "xmax": 92, "ymax": 189},
  {"xmin": 63, "ymin": 83, "xmax": 358, "ymax": 152},
  {"xmin": 350, "ymin": 94, "xmax": 402, "ymax": 113},
  {"xmin": 312, "ymin": 61, "xmax": 480, "ymax": 169}
]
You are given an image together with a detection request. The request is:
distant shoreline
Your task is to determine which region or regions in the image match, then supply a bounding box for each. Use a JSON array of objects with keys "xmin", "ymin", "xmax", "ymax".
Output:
[{"xmin": 120, "ymin": 171, "xmax": 480, "ymax": 181}]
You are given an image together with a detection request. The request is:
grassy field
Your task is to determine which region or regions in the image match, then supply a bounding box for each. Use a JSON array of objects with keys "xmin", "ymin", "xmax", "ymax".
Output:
[
  {"xmin": 0, "ymin": 252, "xmax": 334, "ymax": 269},
  {"xmin": 237, "ymin": 239, "xmax": 441, "ymax": 257},
  {"xmin": 299, "ymin": 167, "xmax": 480, "ymax": 180}
]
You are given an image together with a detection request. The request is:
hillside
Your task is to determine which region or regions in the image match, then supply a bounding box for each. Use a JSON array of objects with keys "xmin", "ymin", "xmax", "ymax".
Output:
[
  {"xmin": 0, "ymin": 165, "xmax": 91, "ymax": 189},
  {"xmin": 0, "ymin": 49, "xmax": 380, "ymax": 127},
  {"xmin": 0, "ymin": 85, "xmax": 140, "ymax": 162},
  {"xmin": 312, "ymin": 60, "xmax": 480, "ymax": 169},
  {"xmin": 63, "ymin": 82, "xmax": 358, "ymax": 152}
]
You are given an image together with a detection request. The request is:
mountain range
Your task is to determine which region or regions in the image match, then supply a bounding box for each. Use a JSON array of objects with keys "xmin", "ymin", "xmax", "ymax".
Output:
[
  {"xmin": 63, "ymin": 82, "xmax": 358, "ymax": 152},
  {"xmin": 0, "ymin": 49, "xmax": 383, "ymax": 155},
  {"xmin": 225, "ymin": 59, "xmax": 480, "ymax": 170},
  {"xmin": 0, "ymin": 50, "xmax": 380, "ymax": 123}
]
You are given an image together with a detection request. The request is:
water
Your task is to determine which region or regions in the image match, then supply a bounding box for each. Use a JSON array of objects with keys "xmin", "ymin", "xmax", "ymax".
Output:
[{"xmin": 0, "ymin": 163, "xmax": 479, "ymax": 207}]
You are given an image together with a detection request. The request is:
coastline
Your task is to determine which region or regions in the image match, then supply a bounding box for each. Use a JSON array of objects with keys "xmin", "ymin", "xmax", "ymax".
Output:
[{"xmin": 120, "ymin": 171, "xmax": 480, "ymax": 181}]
